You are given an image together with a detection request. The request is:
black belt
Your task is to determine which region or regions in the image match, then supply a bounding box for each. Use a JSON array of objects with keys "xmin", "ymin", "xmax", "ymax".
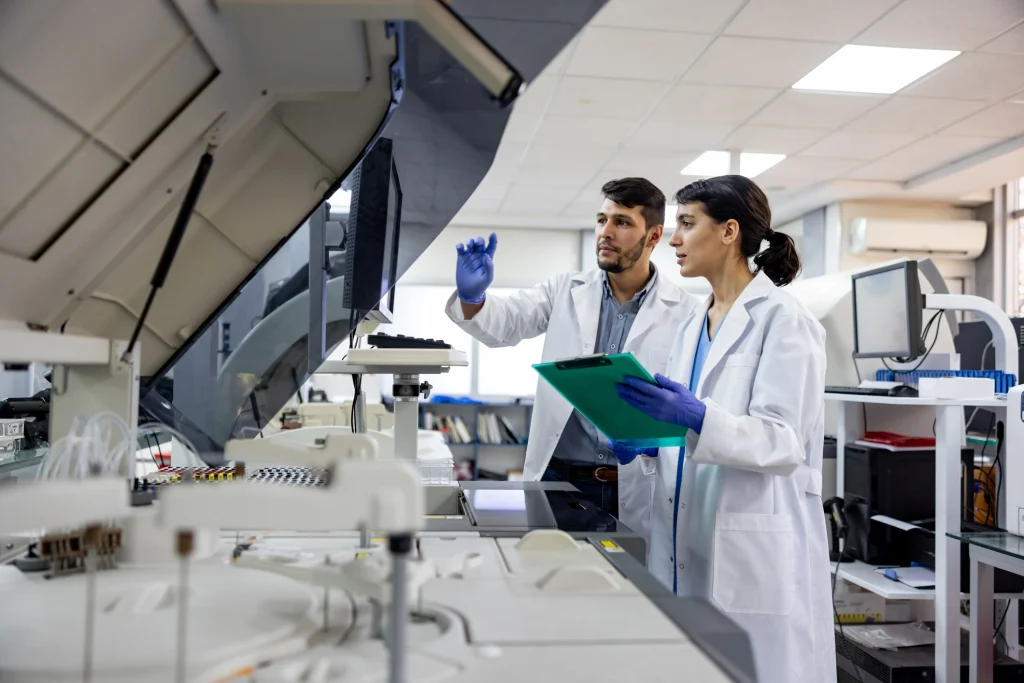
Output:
[{"xmin": 549, "ymin": 457, "xmax": 618, "ymax": 483}]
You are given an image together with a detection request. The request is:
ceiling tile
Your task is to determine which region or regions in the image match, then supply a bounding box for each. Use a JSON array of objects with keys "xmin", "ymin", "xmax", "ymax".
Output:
[
  {"xmin": 562, "ymin": 197, "xmax": 602, "ymax": 218},
  {"xmin": 723, "ymin": 0, "xmax": 898, "ymax": 42},
  {"xmin": 722, "ymin": 126, "xmax": 829, "ymax": 154},
  {"xmin": 516, "ymin": 143, "xmax": 617, "ymax": 185},
  {"xmin": 501, "ymin": 184, "xmax": 576, "ymax": 214},
  {"xmin": 845, "ymin": 135, "xmax": 1004, "ymax": 181},
  {"xmin": 482, "ymin": 141, "xmax": 528, "ymax": 184},
  {"xmin": 513, "ymin": 75, "xmax": 559, "ymax": 117},
  {"xmin": 541, "ymin": 36, "xmax": 579, "ymax": 75},
  {"xmin": 500, "ymin": 113, "xmax": 541, "ymax": 144},
  {"xmin": 649, "ymin": 84, "xmax": 781, "ymax": 124},
  {"xmin": 749, "ymin": 91, "xmax": 885, "ymax": 129},
  {"xmin": 844, "ymin": 96, "xmax": 990, "ymax": 135},
  {"xmin": 940, "ymin": 102, "xmax": 1024, "ymax": 138},
  {"xmin": 755, "ymin": 156, "xmax": 864, "ymax": 183},
  {"xmin": 902, "ymin": 53, "xmax": 1024, "ymax": 101},
  {"xmin": 855, "ymin": 0, "xmax": 1024, "ymax": 51},
  {"xmin": 681, "ymin": 37, "xmax": 839, "ymax": 88},
  {"xmin": 530, "ymin": 116, "xmax": 637, "ymax": 147},
  {"xmin": 801, "ymin": 131, "xmax": 920, "ymax": 160},
  {"xmin": 628, "ymin": 120, "xmax": 736, "ymax": 151},
  {"xmin": 589, "ymin": 0, "xmax": 745, "ymax": 34},
  {"xmin": 566, "ymin": 27, "xmax": 712, "ymax": 81},
  {"xmin": 602, "ymin": 149, "xmax": 705, "ymax": 179},
  {"xmin": 980, "ymin": 22, "xmax": 1024, "ymax": 55},
  {"xmin": 547, "ymin": 77, "xmax": 669, "ymax": 120},
  {"xmin": 462, "ymin": 183, "xmax": 508, "ymax": 212}
]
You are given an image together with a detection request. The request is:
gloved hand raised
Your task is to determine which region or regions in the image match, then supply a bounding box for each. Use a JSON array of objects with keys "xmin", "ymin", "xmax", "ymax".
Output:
[
  {"xmin": 606, "ymin": 438, "xmax": 658, "ymax": 466},
  {"xmin": 616, "ymin": 374, "xmax": 706, "ymax": 433},
  {"xmin": 455, "ymin": 233, "xmax": 498, "ymax": 304}
]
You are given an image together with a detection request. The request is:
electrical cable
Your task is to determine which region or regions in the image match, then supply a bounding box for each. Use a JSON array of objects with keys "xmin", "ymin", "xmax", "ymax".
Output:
[
  {"xmin": 995, "ymin": 420, "xmax": 1005, "ymax": 527},
  {"xmin": 995, "ymin": 600, "xmax": 1011, "ymax": 650},
  {"xmin": 980, "ymin": 415, "xmax": 997, "ymax": 526},
  {"xmin": 832, "ymin": 552, "xmax": 865, "ymax": 683}
]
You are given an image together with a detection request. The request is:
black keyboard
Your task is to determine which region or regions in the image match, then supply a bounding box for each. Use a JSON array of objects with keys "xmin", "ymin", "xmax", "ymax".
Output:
[
  {"xmin": 826, "ymin": 385, "xmax": 888, "ymax": 396},
  {"xmin": 825, "ymin": 385, "xmax": 919, "ymax": 397},
  {"xmin": 367, "ymin": 333, "xmax": 451, "ymax": 350}
]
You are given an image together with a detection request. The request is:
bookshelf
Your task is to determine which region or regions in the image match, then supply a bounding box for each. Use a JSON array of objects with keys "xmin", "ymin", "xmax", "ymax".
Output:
[{"xmin": 420, "ymin": 401, "xmax": 532, "ymax": 480}]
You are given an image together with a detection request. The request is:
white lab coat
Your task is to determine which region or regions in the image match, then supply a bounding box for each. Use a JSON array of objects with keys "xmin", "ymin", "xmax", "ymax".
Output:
[
  {"xmin": 644, "ymin": 272, "xmax": 836, "ymax": 683},
  {"xmin": 446, "ymin": 268, "xmax": 696, "ymax": 548}
]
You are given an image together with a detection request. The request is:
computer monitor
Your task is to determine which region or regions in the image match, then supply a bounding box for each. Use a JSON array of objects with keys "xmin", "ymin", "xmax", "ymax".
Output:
[
  {"xmin": 851, "ymin": 261, "xmax": 925, "ymax": 359},
  {"xmin": 343, "ymin": 136, "xmax": 402, "ymax": 322}
]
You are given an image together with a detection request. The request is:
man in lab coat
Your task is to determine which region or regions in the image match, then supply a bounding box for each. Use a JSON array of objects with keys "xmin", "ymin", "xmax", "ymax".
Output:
[{"xmin": 445, "ymin": 178, "xmax": 696, "ymax": 547}]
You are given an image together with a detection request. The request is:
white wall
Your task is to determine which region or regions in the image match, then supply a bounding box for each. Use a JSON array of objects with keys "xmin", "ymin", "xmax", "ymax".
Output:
[{"xmin": 401, "ymin": 226, "xmax": 581, "ymax": 287}]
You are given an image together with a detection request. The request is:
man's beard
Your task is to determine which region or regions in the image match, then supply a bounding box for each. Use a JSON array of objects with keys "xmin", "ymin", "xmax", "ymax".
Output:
[{"xmin": 597, "ymin": 236, "xmax": 646, "ymax": 273}]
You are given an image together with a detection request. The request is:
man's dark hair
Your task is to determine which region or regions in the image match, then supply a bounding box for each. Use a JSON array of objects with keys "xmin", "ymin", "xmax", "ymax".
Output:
[{"xmin": 601, "ymin": 177, "xmax": 666, "ymax": 231}]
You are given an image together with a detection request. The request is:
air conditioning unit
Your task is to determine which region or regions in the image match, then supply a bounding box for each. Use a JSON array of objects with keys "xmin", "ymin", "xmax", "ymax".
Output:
[{"xmin": 848, "ymin": 218, "xmax": 987, "ymax": 260}]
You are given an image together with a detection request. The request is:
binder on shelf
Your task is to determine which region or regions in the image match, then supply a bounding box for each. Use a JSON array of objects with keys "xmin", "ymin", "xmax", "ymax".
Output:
[{"xmin": 533, "ymin": 352, "xmax": 687, "ymax": 447}]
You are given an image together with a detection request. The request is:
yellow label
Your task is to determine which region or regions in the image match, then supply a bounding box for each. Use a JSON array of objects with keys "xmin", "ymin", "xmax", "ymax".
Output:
[
  {"xmin": 355, "ymin": 552, "xmax": 371, "ymax": 559},
  {"xmin": 371, "ymin": 537, "xmax": 385, "ymax": 544},
  {"xmin": 424, "ymin": 515, "xmax": 444, "ymax": 519},
  {"xmin": 600, "ymin": 539, "xmax": 623, "ymax": 553}
]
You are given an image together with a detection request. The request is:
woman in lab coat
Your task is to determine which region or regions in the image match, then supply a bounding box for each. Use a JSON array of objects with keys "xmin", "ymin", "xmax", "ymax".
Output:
[{"xmin": 614, "ymin": 175, "xmax": 835, "ymax": 683}]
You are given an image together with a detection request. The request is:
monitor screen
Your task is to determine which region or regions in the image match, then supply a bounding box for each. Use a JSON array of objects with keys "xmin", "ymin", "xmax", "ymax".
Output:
[
  {"xmin": 343, "ymin": 137, "xmax": 402, "ymax": 319},
  {"xmin": 852, "ymin": 261, "xmax": 923, "ymax": 359}
]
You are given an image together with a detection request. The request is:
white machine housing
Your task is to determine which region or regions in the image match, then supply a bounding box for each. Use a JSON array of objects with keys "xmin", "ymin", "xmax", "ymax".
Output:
[{"xmin": 849, "ymin": 217, "xmax": 988, "ymax": 260}]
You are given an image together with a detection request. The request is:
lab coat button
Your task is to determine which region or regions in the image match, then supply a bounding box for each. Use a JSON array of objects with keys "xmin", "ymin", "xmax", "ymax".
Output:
[
  {"xmin": 610, "ymin": 343, "xmax": 616, "ymax": 350},
  {"xmin": 597, "ymin": 453, "xmax": 605, "ymax": 460},
  {"xmin": 678, "ymin": 562, "xmax": 685, "ymax": 570},
  {"xmin": 618, "ymin": 314, "xmax": 623, "ymax": 319},
  {"xmin": 680, "ymin": 503, "xmax": 686, "ymax": 509}
]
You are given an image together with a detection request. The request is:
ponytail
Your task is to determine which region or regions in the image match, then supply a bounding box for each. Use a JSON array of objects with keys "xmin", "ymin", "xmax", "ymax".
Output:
[{"xmin": 753, "ymin": 231, "xmax": 801, "ymax": 286}]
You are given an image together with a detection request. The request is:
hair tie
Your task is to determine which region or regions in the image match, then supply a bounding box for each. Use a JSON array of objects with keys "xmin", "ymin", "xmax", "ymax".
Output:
[{"xmin": 768, "ymin": 231, "xmax": 787, "ymax": 246}]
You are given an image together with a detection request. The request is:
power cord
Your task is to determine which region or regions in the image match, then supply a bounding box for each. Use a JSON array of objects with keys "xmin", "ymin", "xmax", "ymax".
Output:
[{"xmin": 832, "ymin": 546, "xmax": 866, "ymax": 683}]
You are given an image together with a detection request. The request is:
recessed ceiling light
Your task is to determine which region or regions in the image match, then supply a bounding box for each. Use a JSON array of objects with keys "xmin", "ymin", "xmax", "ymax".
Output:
[
  {"xmin": 741, "ymin": 152, "xmax": 786, "ymax": 178},
  {"xmin": 681, "ymin": 151, "xmax": 729, "ymax": 177},
  {"xmin": 793, "ymin": 44, "xmax": 959, "ymax": 95},
  {"xmin": 679, "ymin": 151, "xmax": 786, "ymax": 179}
]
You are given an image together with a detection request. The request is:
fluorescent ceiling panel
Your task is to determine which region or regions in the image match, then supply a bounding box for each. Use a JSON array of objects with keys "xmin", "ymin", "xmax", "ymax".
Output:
[
  {"xmin": 681, "ymin": 151, "xmax": 729, "ymax": 176},
  {"xmin": 680, "ymin": 151, "xmax": 786, "ymax": 178},
  {"xmin": 792, "ymin": 44, "xmax": 960, "ymax": 94}
]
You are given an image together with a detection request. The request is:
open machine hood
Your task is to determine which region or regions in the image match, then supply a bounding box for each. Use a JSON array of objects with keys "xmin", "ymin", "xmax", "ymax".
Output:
[{"xmin": 0, "ymin": 0, "xmax": 603, "ymax": 450}]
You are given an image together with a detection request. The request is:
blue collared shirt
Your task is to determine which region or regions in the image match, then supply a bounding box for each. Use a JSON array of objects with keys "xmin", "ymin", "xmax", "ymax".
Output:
[{"xmin": 550, "ymin": 268, "xmax": 658, "ymax": 465}]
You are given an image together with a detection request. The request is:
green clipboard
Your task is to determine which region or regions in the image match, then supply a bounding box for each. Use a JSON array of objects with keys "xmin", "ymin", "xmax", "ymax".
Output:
[{"xmin": 533, "ymin": 352, "xmax": 688, "ymax": 448}]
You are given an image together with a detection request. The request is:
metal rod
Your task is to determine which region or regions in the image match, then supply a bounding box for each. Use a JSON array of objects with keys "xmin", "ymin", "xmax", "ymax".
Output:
[
  {"xmin": 359, "ymin": 525, "xmax": 371, "ymax": 549},
  {"xmin": 323, "ymin": 555, "xmax": 331, "ymax": 632},
  {"xmin": 176, "ymin": 555, "xmax": 189, "ymax": 683},
  {"xmin": 388, "ymin": 535, "xmax": 412, "ymax": 683},
  {"xmin": 82, "ymin": 548, "xmax": 97, "ymax": 683}
]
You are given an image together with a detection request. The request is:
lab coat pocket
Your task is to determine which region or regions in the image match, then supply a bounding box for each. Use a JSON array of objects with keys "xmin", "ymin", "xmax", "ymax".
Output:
[{"xmin": 712, "ymin": 512, "xmax": 796, "ymax": 616}]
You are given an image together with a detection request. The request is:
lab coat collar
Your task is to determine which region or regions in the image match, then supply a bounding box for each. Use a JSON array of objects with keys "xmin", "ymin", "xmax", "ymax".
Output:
[
  {"xmin": 687, "ymin": 271, "xmax": 775, "ymax": 396},
  {"xmin": 570, "ymin": 265, "xmax": 679, "ymax": 354}
]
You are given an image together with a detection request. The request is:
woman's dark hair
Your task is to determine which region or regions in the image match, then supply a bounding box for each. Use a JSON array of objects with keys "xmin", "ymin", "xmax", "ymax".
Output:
[{"xmin": 673, "ymin": 175, "xmax": 800, "ymax": 286}]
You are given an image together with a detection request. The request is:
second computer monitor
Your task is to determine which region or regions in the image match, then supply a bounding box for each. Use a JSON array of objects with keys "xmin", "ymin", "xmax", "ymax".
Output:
[{"xmin": 851, "ymin": 260, "xmax": 925, "ymax": 359}]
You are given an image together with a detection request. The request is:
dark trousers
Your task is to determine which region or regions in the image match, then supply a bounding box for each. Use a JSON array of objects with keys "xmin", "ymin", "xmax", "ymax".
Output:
[{"xmin": 542, "ymin": 457, "xmax": 619, "ymax": 516}]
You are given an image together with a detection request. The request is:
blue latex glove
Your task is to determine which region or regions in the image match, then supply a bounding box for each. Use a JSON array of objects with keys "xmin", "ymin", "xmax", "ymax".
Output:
[
  {"xmin": 606, "ymin": 438, "xmax": 658, "ymax": 466},
  {"xmin": 455, "ymin": 233, "xmax": 498, "ymax": 304},
  {"xmin": 616, "ymin": 374, "xmax": 706, "ymax": 433}
]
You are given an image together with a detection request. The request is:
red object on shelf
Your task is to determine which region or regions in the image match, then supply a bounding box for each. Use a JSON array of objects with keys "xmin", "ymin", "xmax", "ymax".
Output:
[{"xmin": 861, "ymin": 431, "xmax": 936, "ymax": 449}]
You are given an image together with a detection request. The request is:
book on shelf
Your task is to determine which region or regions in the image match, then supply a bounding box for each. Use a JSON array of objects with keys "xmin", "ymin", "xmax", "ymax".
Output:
[{"xmin": 476, "ymin": 412, "xmax": 526, "ymax": 445}]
